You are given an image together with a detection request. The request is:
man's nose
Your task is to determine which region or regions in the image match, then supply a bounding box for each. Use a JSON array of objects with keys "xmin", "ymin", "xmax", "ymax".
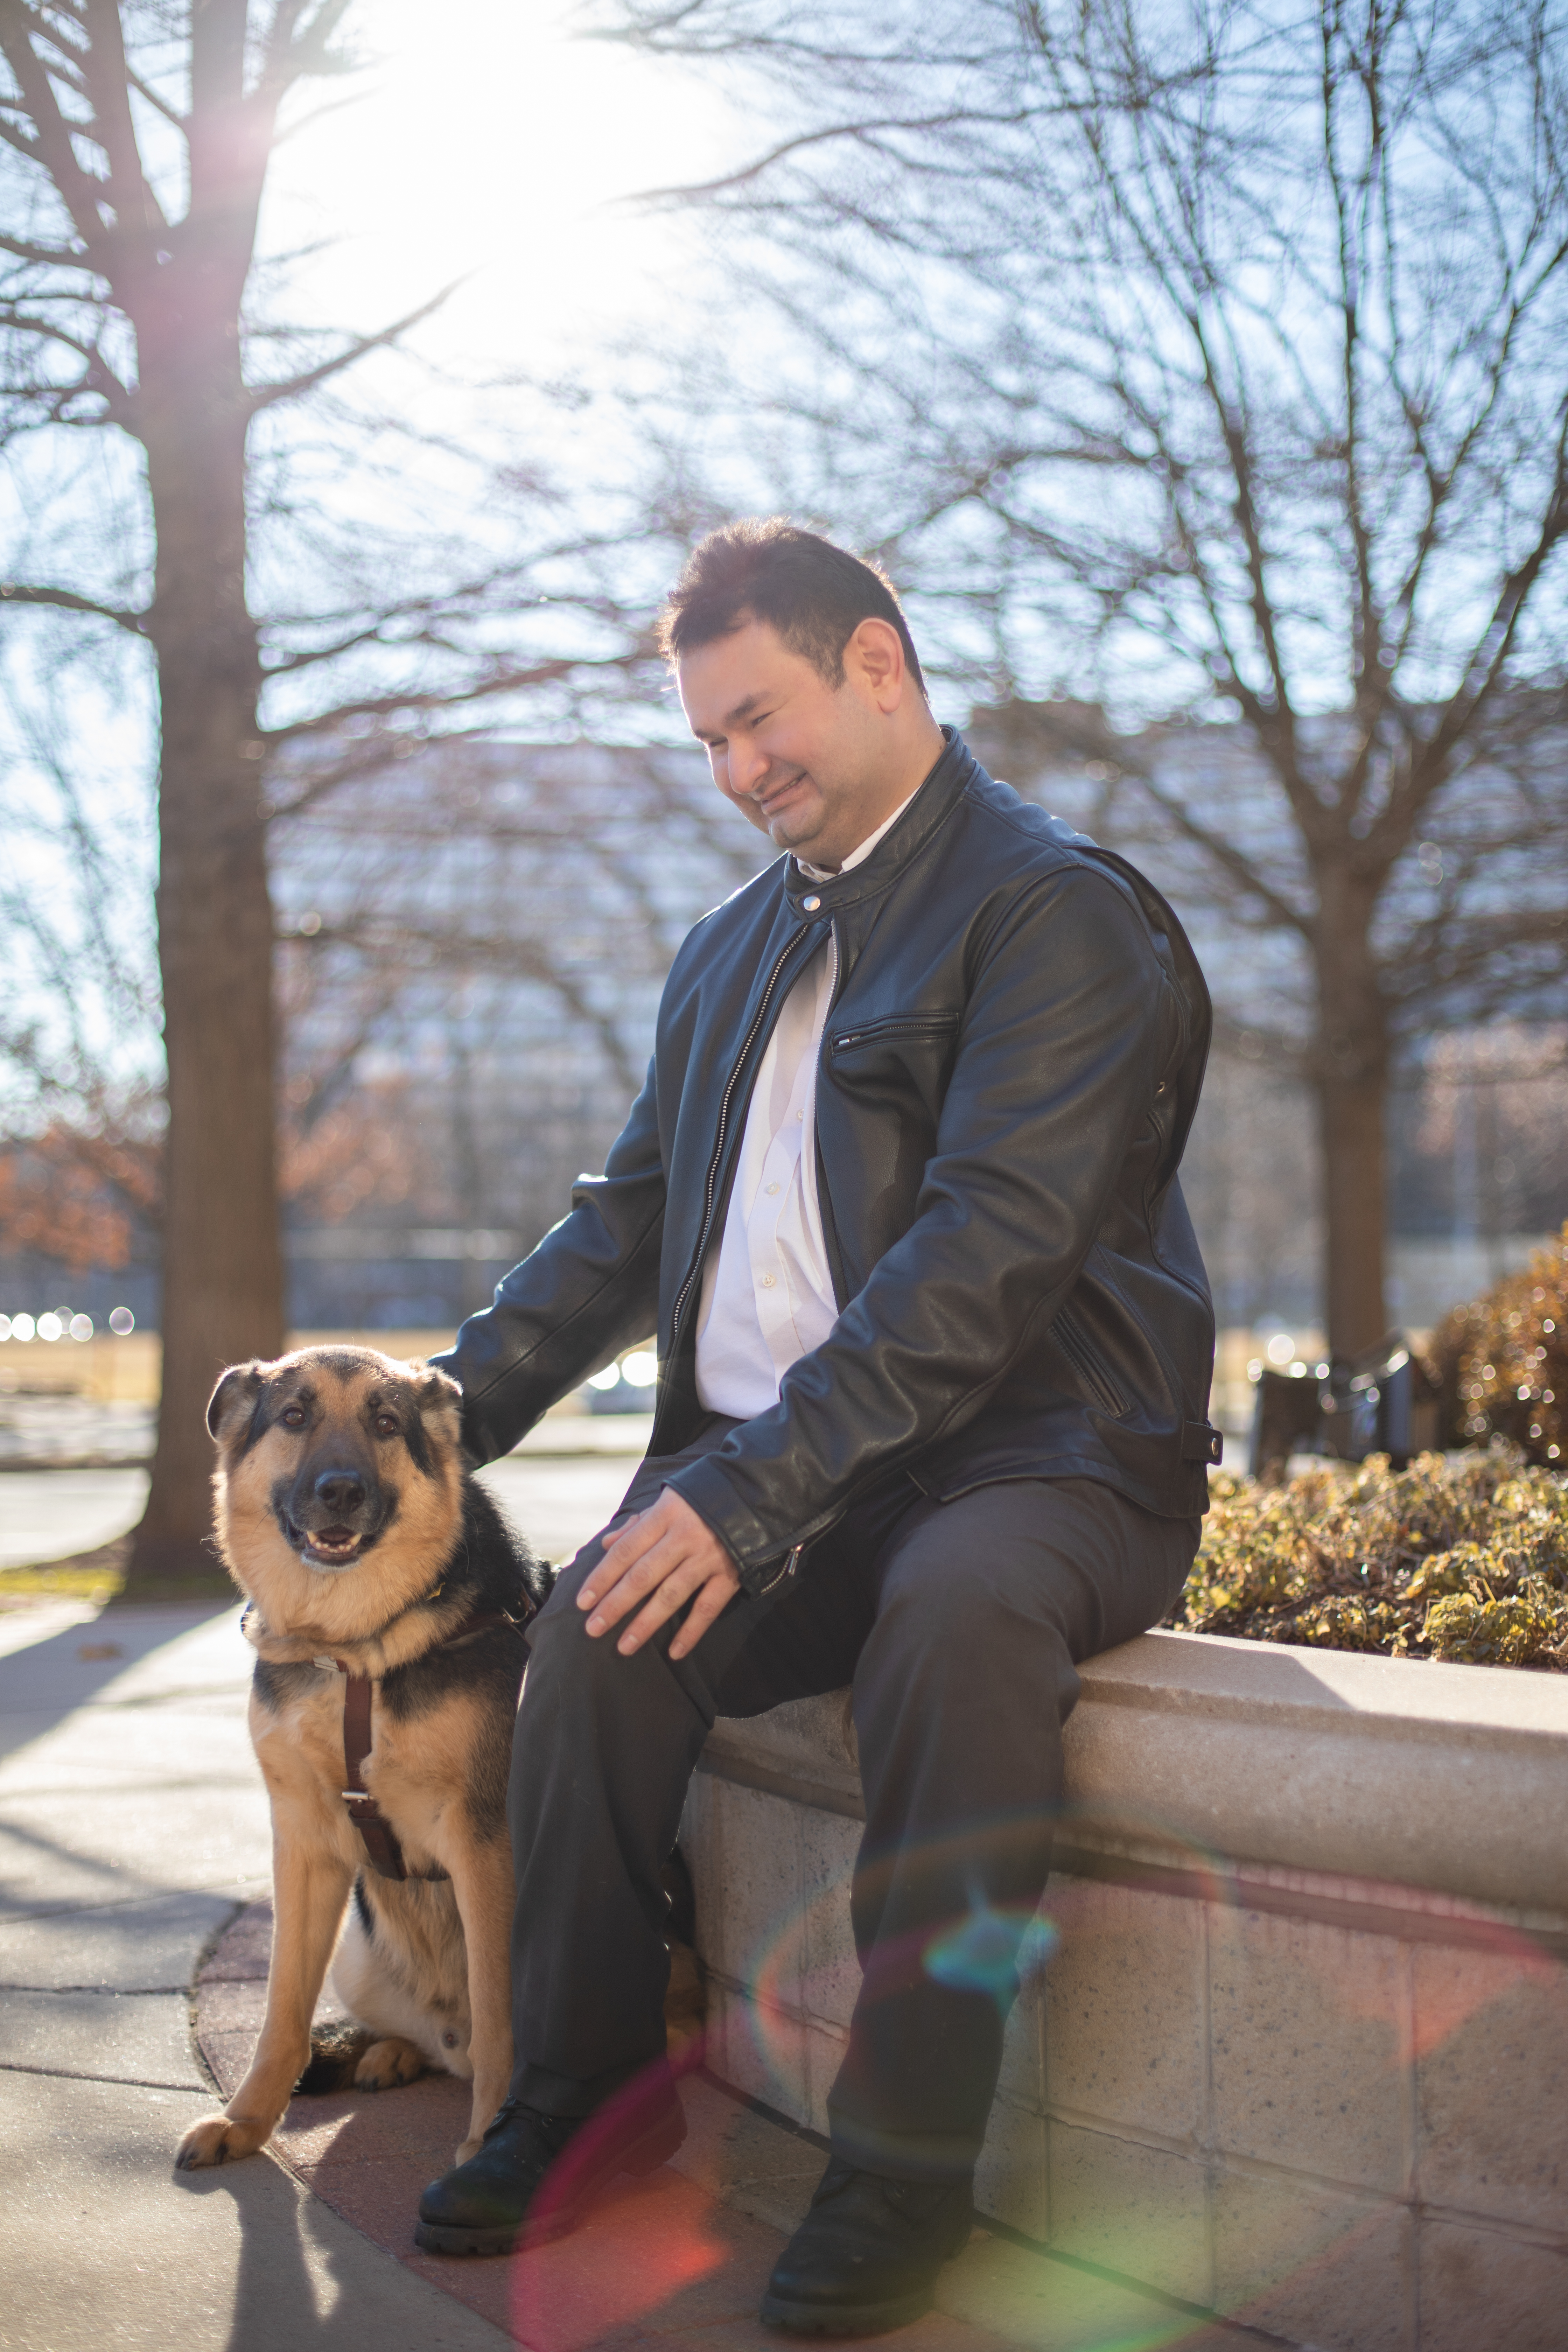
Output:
[
  {"xmin": 726, "ymin": 739, "xmax": 772, "ymax": 798},
  {"xmin": 314, "ymin": 1469, "xmax": 367, "ymax": 1516}
]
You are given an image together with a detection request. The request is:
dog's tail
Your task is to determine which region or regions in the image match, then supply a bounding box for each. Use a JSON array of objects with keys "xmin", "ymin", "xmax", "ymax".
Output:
[{"xmin": 294, "ymin": 2022, "xmax": 374, "ymax": 2095}]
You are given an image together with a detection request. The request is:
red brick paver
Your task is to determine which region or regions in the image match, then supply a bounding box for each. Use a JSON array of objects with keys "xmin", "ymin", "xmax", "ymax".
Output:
[{"xmin": 193, "ymin": 1903, "xmax": 1034, "ymax": 2349}]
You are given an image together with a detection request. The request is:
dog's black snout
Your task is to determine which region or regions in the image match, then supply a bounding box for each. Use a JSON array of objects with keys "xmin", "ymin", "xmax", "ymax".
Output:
[{"xmin": 314, "ymin": 1469, "xmax": 368, "ymax": 1517}]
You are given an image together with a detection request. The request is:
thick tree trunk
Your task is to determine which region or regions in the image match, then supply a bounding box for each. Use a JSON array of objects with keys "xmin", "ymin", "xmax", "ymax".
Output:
[
  {"xmin": 124, "ymin": 342, "xmax": 282, "ymax": 1589},
  {"xmin": 1316, "ymin": 1066, "xmax": 1390, "ymax": 1360},
  {"xmin": 1311, "ymin": 878, "xmax": 1392, "ymax": 1362}
]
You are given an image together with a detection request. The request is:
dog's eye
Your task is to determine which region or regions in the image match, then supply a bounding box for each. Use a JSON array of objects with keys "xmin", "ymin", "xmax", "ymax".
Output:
[
  {"xmin": 374, "ymin": 1413, "xmax": 399, "ymax": 1437},
  {"xmin": 280, "ymin": 1404, "xmax": 306, "ymax": 1429}
]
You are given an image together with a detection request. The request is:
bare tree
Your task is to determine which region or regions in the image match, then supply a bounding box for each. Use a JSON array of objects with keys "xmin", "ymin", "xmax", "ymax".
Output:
[
  {"xmin": 609, "ymin": 0, "xmax": 1568, "ymax": 1355},
  {"xmin": 0, "ymin": 650, "xmax": 162, "ymax": 1285},
  {"xmin": 966, "ymin": 685, "xmax": 1568, "ymax": 1312},
  {"xmin": 266, "ymin": 735, "xmax": 768, "ymax": 1277},
  {"xmin": 1417, "ymin": 1023, "xmax": 1568, "ymax": 1249},
  {"xmin": 0, "ymin": 4, "xmax": 660, "ymax": 1581}
]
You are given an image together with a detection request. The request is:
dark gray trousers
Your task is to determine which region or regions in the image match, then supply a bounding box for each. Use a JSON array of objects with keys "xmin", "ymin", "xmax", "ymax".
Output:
[{"xmin": 506, "ymin": 1422, "xmax": 1198, "ymax": 2181}]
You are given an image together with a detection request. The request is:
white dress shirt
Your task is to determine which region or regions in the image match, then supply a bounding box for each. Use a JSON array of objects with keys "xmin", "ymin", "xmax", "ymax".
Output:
[{"xmin": 694, "ymin": 790, "xmax": 920, "ymax": 1417}]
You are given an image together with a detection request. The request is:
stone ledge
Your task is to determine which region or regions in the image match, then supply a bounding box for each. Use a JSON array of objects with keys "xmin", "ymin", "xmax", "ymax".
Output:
[
  {"xmin": 700, "ymin": 1628, "xmax": 1568, "ymax": 1935},
  {"xmin": 685, "ymin": 1630, "xmax": 1568, "ymax": 2345}
]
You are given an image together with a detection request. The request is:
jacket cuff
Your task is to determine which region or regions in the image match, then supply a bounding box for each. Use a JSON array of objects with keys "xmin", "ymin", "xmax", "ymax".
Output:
[{"xmin": 665, "ymin": 1455, "xmax": 797, "ymax": 1597}]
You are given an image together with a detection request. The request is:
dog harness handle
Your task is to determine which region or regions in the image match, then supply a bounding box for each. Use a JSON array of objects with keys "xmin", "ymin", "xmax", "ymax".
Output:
[
  {"xmin": 337, "ymin": 1669, "xmax": 409, "ymax": 1881},
  {"xmin": 332, "ymin": 1601, "xmax": 534, "ymax": 1884}
]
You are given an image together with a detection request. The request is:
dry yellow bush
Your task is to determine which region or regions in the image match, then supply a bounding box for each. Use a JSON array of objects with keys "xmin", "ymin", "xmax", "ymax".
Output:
[
  {"xmin": 1173, "ymin": 1446, "xmax": 1568, "ymax": 1671},
  {"xmin": 1423, "ymin": 1223, "xmax": 1567, "ymax": 1466}
]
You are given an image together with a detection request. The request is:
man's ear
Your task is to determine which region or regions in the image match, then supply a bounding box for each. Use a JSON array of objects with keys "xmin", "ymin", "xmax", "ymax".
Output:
[
  {"xmin": 207, "ymin": 1362, "xmax": 269, "ymax": 1443},
  {"xmin": 843, "ymin": 615, "xmax": 906, "ymax": 708}
]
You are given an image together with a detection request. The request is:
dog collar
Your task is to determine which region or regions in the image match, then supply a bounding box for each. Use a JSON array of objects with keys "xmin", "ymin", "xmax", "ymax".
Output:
[{"xmin": 239, "ymin": 1576, "xmax": 461, "ymax": 1666}]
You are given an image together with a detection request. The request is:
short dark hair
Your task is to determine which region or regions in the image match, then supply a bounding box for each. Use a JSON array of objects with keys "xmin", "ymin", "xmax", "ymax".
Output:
[{"xmin": 658, "ymin": 518, "xmax": 927, "ymax": 697}]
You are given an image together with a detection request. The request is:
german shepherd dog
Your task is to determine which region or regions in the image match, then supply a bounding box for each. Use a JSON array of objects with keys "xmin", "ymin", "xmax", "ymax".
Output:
[{"xmin": 176, "ymin": 1345, "xmax": 550, "ymax": 2173}]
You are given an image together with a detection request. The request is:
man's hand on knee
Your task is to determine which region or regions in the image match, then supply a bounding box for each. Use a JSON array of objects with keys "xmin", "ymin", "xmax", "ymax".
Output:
[{"xmin": 578, "ymin": 1489, "xmax": 741, "ymax": 1659}]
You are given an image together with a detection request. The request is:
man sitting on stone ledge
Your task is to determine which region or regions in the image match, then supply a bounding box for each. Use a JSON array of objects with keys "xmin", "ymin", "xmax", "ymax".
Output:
[{"xmin": 417, "ymin": 519, "xmax": 1220, "ymax": 2335}]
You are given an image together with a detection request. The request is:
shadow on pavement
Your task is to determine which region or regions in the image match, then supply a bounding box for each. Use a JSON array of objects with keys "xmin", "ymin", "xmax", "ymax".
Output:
[
  {"xmin": 177, "ymin": 2164, "xmax": 344, "ymax": 2351},
  {"xmin": 0, "ymin": 1601, "xmax": 238, "ymax": 1768},
  {"xmin": 174, "ymin": 2152, "xmax": 504, "ymax": 2351}
]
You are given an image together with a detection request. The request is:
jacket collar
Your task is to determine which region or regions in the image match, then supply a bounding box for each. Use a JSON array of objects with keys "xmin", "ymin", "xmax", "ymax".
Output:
[{"xmin": 780, "ymin": 727, "xmax": 976, "ymax": 919}]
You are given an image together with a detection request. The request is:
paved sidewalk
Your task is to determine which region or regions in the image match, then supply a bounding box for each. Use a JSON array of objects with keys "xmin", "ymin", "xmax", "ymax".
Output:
[
  {"xmin": 0, "ymin": 1600, "xmax": 512, "ymax": 2351},
  {"xmin": 0, "ymin": 1441, "xmax": 648, "ymax": 1570},
  {"xmin": 0, "ymin": 1394, "xmax": 156, "ymax": 1471},
  {"xmin": 0, "ymin": 1468, "xmax": 151, "ymax": 1568},
  {"xmin": 0, "ymin": 1398, "xmax": 653, "ymax": 1480},
  {"xmin": 0, "ymin": 1454, "xmax": 1257, "ymax": 2352}
]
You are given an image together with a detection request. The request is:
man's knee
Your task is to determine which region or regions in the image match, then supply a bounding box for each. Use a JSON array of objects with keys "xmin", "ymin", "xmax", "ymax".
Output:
[
  {"xmin": 517, "ymin": 1539, "xmax": 624, "ymax": 1711},
  {"xmin": 538, "ymin": 1534, "xmax": 600, "ymax": 1618},
  {"xmin": 519, "ymin": 1528, "xmax": 712, "ymax": 1739}
]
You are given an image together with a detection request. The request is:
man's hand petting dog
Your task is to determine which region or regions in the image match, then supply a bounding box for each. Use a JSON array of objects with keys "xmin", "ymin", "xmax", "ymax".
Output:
[{"xmin": 579, "ymin": 1490, "xmax": 740, "ymax": 1659}]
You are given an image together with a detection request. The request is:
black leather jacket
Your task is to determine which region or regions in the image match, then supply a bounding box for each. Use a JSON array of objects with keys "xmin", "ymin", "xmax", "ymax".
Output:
[{"xmin": 436, "ymin": 731, "xmax": 1219, "ymax": 1594}]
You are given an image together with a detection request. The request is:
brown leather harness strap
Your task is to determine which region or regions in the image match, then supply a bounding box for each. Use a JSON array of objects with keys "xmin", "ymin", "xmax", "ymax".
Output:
[
  {"xmin": 338, "ymin": 1667, "xmax": 410, "ymax": 1880},
  {"xmin": 333, "ymin": 1599, "xmax": 535, "ymax": 1884}
]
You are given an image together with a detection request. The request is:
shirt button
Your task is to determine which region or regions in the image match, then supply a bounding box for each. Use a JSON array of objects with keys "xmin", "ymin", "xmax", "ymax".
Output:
[
  {"xmin": 802, "ymin": 895, "xmax": 821, "ymax": 912},
  {"xmin": 760, "ymin": 1273, "xmax": 776, "ymax": 1288},
  {"xmin": 766, "ymin": 1182, "xmax": 780, "ymax": 1195},
  {"xmin": 797, "ymin": 1109, "xmax": 804, "ymax": 1122}
]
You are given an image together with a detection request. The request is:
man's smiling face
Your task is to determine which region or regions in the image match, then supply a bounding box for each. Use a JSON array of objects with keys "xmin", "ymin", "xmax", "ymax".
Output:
[{"xmin": 677, "ymin": 615, "xmax": 922, "ymax": 874}]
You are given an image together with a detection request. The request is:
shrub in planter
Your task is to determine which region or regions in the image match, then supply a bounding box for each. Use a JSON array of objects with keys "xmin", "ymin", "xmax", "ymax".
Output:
[
  {"xmin": 1174, "ymin": 1445, "xmax": 1568, "ymax": 1670},
  {"xmin": 1422, "ymin": 1223, "xmax": 1567, "ymax": 1466}
]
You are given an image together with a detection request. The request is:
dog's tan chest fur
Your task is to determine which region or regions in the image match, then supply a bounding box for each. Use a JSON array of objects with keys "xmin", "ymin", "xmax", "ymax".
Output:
[
  {"xmin": 250, "ymin": 1672, "xmax": 493, "ymax": 1883},
  {"xmin": 361, "ymin": 1689, "xmax": 497, "ymax": 1874},
  {"xmin": 247, "ymin": 1680, "xmax": 361, "ymax": 1882}
]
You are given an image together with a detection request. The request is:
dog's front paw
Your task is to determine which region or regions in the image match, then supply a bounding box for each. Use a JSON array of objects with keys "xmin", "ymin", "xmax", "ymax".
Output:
[
  {"xmin": 454, "ymin": 2134, "xmax": 483, "ymax": 2164},
  {"xmin": 354, "ymin": 2036, "xmax": 425, "ymax": 2093},
  {"xmin": 175, "ymin": 2112, "xmax": 270, "ymax": 2170}
]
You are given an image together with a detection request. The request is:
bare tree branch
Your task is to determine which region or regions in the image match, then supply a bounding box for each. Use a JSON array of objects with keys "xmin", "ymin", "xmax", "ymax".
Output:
[
  {"xmin": 0, "ymin": 580, "xmax": 147, "ymax": 629},
  {"xmin": 247, "ymin": 284, "xmax": 460, "ymax": 411}
]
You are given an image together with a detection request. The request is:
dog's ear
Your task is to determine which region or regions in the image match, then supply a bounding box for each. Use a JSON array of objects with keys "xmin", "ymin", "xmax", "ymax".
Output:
[
  {"xmin": 207, "ymin": 1361, "xmax": 269, "ymax": 1443},
  {"xmin": 408, "ymin": 1360, "xmax": 463, "ymax": 1438},
  {"xmin": 410, "ymin": 1360, "xmax": 462, "ymax": 1414}
]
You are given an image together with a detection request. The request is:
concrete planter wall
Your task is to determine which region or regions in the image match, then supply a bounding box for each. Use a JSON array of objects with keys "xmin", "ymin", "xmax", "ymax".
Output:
[{"xmin": 680, "ymin": 1629, "xmax": 1568, "ymax": 2351}]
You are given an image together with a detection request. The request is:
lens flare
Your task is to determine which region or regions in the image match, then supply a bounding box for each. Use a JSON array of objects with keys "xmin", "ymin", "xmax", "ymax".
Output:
[
  {"xmin": 923, "ymin": 1890, "xmax": 1060, "ymax": 2010},
  {"xmin": 508, "ymin": 2058, "xmax": 727, "ymax": 2352},
  {"xmin": 697, "ymin": 1786, "xmax": 1566, "ymax": 2345}
]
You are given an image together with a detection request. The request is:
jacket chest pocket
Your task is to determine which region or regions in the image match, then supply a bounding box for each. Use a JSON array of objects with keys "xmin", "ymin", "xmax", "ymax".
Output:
[
  {"xmin": 827, "ymin": 1010, "xmax": 962, "ymax": 1127},
  {"xmin": 829, "ymin": 1011, "xmax": 960, "ymax": 1058}
]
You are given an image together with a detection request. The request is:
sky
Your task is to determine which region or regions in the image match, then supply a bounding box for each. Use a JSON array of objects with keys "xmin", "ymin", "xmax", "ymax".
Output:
[{"xmin": 261, "ymin": 1, "xmax": 739, "ymax": 386}]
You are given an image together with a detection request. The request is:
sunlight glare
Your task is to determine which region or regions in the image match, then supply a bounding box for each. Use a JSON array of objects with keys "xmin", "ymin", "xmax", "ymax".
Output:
[{"xmin": 264, "ymin": 0, "xmax": 736, "ymax": 375}]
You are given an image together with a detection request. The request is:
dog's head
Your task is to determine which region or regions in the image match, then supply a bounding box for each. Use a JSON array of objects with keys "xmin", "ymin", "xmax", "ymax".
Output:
[{"xmin": 208, "ymin": 1346, "xmax": 465, "ymax": 1634}]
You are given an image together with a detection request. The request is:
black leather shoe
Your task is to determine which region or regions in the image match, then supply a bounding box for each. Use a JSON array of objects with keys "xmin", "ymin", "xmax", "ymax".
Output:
[
  {"xmin": 414, "ymin": 2081, "xmax": 686, "ymax": 2256},
  {"xmin": 760, "ymin": 2161, "xmax": 974, "ymax": 2334}
]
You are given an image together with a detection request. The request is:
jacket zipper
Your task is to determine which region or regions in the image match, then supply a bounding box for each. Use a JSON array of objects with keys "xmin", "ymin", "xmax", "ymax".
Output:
[
  {"xmin": 813, "ymin": 921, "xmax": 849, "ymax": 1309},
  {"xmin": 830, "ymin": 1012, "xmax": 958, "ymax": 1053},
  {"xmin": 668, "ymin": 922, "xmax": 818, "ymax": 1352}
]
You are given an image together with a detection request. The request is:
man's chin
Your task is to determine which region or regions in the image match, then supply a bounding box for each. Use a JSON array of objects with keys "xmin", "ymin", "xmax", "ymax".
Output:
[
  {"xmin": 764, "ymin": 807, "xmax": 829, "ymax": 857},
  {"xmin": 751, "ymin": 779, "xmax": 826, "ymax": 849}
]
